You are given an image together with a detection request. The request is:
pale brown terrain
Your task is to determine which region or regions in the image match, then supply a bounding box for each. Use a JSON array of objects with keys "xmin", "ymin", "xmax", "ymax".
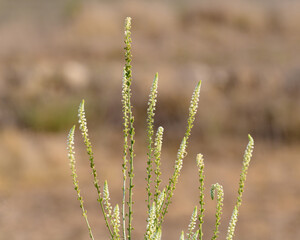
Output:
[{"xmin": 0, "ymin": 0, "xmax": 299, "ymax": 239}]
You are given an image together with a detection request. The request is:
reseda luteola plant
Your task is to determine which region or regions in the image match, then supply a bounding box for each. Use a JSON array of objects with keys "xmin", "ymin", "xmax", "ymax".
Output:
[{"xmin": 67, "ymin": 17, "xmax": 254, "ymax": 240}]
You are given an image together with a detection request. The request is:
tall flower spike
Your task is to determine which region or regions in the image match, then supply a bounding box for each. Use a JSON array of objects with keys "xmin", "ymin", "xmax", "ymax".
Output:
[
  {"xmin": 124, "ymin": 17, "xmax": 132, "ymax": 84},
  {"xmin": 160, "ymin": 137, "xmax": 187, "ymax": 225},
  {"xmin": 145, "ymin": 202, "xmax": 157, "ymax": 240},
  {"xmin": 226, "ymin": 134, "xmax": 254, "ymax": 240},
  {"xmin": 210, "ymin": 183, "xmax": 224, "ymax": 240},
  {"xmin": 103, "ymin": 180, "xmax": 113, "ymax": 220},
  {"xmin": 121, "ymin": 67, "xmax": 129, "ymax": 240},
  {"xmin": 67, "ymin": 126, "xmax": 95, "ymax": 240},
  {"xmin": 180, "ymin": 231, "xmax": 185, "ymax": 240},
  {"xmin": 153, "ymin": 228, "xmax": 162, "ymax": 240},
  {"xmin": 226, "ymin": 207, "xmax": 238, "ymax": 240},
  {"xmin": 185, "ymin": 81, "xmax": 201, "ymax": 141},
  {"xmin": 155, "ymin": 188, "xmax": 166, "ymax": 228},
  {"xmin": 156, "ymin": 189, "xmax": 166, "ymax": 218},
  {"xmin": 154, "ymin": 126, "xmax": 164, "ymax": 205},
  {"xmin": 236, "ymin": 134, "xmax": 254, "ymax": 206},
  {"xmin": 175, "ymin": 137, "xmax": 187, "ymax": 172},
  {"xmin": 187, "ymin": 206, "xmax": 198, "ymax": 240},
  {"xmin": 146, "ymin": 73, "xmax": 159, "ymax": 212},
  {"xmin": 160, "ymin": 81, "xmax": 201, "ymax": 225},
  {"xmin": 123, "ymin": 16, "xmax": 135, "ymax": 240},
  {"xmin": 78, "ymin": 100, "xmax": 114, "ymax": 238},
  {"xmin": 191, "ymin": 231, "xmax": 199, "ymax": 240},
  {"xmin": 196, "ymin": 154, "xmax": 205, "ymax": 240},
  {"xmin": 112, "ymin": 204, "xmax": 121, "ymax": 239}
]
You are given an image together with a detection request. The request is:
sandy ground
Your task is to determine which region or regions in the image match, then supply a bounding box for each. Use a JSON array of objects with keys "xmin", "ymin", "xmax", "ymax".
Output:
[{"xmin": 0, "ymin": 129, "xmax": 299, "ymax": 240}]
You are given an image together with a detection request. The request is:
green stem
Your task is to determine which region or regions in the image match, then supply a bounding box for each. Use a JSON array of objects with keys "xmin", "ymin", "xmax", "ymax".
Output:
[{"xmin": 197, "ymin": 154, "xmax": 205, "ymax": 240}]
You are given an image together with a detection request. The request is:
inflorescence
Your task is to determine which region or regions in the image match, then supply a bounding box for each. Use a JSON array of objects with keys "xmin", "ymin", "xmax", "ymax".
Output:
[{"xmin": 67, "ymin": 17, "xmax": 254, "ymax": 240}]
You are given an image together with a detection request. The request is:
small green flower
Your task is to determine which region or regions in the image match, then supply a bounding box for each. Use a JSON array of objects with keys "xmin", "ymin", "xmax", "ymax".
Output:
[
  {"xmin": 191, "ymin": 231, "xmax": 199, "ymax": 240},
  {"xmin": 187, "ymin": 206, "xmax": 198, "ymax": 240},
  {"xmin": 145, "ymin": 202, "xmax": 157, "ymax": 240},
  {"xmin": 103, "ymin": 180, "xmax": 113, "ymax": 219},
  {"xmin": 226, "ymin": 207, "xmax": 238, "ymax": 240},
  {"xmin": 180, "ymin": 231, "xmax": 185, "ymax": 240},
  {"xmin": 153, "ymin": 228, "xmax": 162, "ymax": 240},
  {"xmin": 112, "ymin": 204, "xmax": 121, "ymax": 239}
]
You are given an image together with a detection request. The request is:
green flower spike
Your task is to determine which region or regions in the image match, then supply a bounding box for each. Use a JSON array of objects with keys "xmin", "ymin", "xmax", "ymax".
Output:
[
  {"xmin": 210, "ymin": 183, "xmax": 224, "ymax": 240},
  {"xmin": 103, "ymin": 180, "xmax": 113, "ymax": 219},
  {"xmin": 180, "ymin": 231, "xmax": 185, "ymax": 240},
  {"xmin": 78, "ymin": 100, "xmax": 114, "ymax": 238},
  {"xmin": 112, "ymin": 204, "xmax": 121, "ymax": 239},
  {"xmin": 226, "ymin": 134, "xmax": 254, "ymax": 240},
  {"xmin": 187, "ymin": 206, "xmax": 198, "ymax": 240},
  {"xmin": 161, "ymin": 81, "xmax": 201, "ymax": 225},
  {"xmin": 67, "ymin": 17, "xmax": 255, "ymax": 240},
  {"xmin": 196, "ymin": 153, "xmax": 205, "ymax": 240},
  {"xmin": 67, "ymin": 126, "xmax": 95, "ymax": 240},
  {"xmin": 154, "ymin": 126, "xmax": 164, "ymax": 205},
  {"xmin": 146, "ymin": 73, "xmax": 159, "ymax": 212},
  {"xmin": 145, "ymin": 202, "xmax": 157, "ymax": 240}
]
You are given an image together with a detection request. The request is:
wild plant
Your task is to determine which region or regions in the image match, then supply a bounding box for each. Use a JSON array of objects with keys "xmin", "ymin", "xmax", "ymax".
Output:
[{"xmin": 67, "ymin": 17, "xmax": 254, "ymax": 240}]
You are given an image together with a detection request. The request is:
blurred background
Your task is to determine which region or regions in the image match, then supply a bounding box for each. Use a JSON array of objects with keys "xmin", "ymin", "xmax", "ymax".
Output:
[{"xmin": 0, "ymin": 0, "xmax": 299, "ymax": 239}]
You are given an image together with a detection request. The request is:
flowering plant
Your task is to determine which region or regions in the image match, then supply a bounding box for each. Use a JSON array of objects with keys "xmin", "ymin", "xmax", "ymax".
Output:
[{"xmin": 67, "ymin": 17, "xmax": 254, "ymax": 240}]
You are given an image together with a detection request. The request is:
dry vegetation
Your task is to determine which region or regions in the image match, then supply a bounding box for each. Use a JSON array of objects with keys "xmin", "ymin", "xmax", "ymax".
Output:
[{"xmin": 0, "ymin": 0, "xmax": 299, "ymax": 239}]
